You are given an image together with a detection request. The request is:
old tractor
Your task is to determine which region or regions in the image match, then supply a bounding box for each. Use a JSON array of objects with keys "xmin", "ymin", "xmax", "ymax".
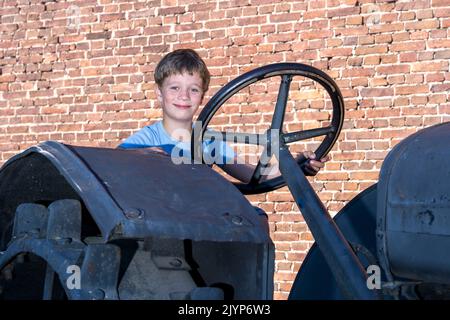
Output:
[{"xmin": 0, "ymin": 63, "xmax": 448, "ymax": 300}]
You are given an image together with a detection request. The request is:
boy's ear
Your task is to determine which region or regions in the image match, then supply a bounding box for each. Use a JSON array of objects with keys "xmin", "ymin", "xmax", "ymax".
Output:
[
  {"xmin": 200, "ymin": 90, "xmax": 207, "ymax": 104},
  {"xmin": 155, "ymin": 85, "xmax": 163, "ymax": 103}
]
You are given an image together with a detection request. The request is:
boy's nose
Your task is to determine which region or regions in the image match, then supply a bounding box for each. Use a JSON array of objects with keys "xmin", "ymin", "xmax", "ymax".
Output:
[{"xmin": 178, "ymin": 88, "xmax": 190, "ymax": 100}]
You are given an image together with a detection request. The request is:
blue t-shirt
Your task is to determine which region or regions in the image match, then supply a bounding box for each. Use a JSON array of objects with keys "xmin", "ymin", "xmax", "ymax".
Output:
[{"xmin": 118, "ymin": 121, "xmax": 235, "ymax": 165}]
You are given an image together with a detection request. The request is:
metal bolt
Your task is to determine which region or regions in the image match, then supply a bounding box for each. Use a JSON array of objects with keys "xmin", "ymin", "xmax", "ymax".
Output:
[
  {"xmin": 89, "ymin": 288, "xmax": 105, "ymax": 300},
  {"xmin": 29, "ymin": 228, "xmax": 40, "ymax": 237},
  {"xmin": 124, "ymin": 208, "xmax": 144, "ymax": 219},
  {"xmin": 169, "ymin": 258, "xmax": 183, "ymax": 268},
  {"xmin": 16, "ymin": 253, "xmax": 25, "ymax": 263},
  {"xmin": 231, "ymin": 215, "xmax": 243, "ymax": 226}
]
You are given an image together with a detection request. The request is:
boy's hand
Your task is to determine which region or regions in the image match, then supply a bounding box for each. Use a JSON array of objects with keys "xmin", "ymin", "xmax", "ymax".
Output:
[
  {"xmin": 298, "ymin": 151, "xmax": 330, "ymax": 176},
  {"xmin": 142, "ymin": 147, "xmax": 169, "ymax": 156}
]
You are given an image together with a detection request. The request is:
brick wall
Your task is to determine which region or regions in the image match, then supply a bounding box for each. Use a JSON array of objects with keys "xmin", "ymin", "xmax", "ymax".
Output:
[{"xmin": 1, "ymin": 0, "xmax": 449, "ymax": 299}]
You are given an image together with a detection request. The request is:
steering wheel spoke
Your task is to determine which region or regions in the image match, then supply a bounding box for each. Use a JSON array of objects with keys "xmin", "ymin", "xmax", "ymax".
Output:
[
  {"xmin": 271, "ymin": 74, "xmax": 293, "ymax": 131},
  {"xmin": 204, "ymin": 131, "xmax": 265, "ymax": 146},
  {"xmin": 248, "ymin": 150, "xmax": 273, "ymax": 185},
  {"xmin": 282, "ymin": 126, "xmax": 336, "ymax": 144}
]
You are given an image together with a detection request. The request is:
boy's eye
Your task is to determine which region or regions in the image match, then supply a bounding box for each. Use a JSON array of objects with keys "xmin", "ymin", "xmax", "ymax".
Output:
[
  {"xmin": 169, "ymin": 86, "xmax": 179, "ymax": 91},
  {"xmin": 191, "ymin": 88, "xmax": 201, "ymax": 94}
]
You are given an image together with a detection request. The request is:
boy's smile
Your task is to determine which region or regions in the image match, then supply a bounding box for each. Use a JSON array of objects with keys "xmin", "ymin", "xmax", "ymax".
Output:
[{"xmin": 173, "ymin": 103, "xmax": 192, "ymax": 109}]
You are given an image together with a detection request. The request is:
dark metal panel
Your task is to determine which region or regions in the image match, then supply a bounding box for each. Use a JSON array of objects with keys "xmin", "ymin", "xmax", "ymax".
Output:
[
  {"xmin": 387, "ymin": 232, "xmax": 450, "ymax": 284},
  {"xmin": 377, "ymin": 122, "xmax": 450, "ymax": 283},
  {"xmin": 0, "ymin": 141, "xmax": 270, "ymax": 244},
  {"xmin": 191, "ymin": 240, "xmax": 274, "ymax": 300},
  {"xmin": 68, "ymin": 144, "xmax": 270, "ymax": 243}
]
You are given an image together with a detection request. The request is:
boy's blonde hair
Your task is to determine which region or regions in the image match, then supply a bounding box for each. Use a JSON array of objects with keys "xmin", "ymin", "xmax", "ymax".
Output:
[{"xmin": 154, "ymin": 49, "xmax": 210, "ymax": 93}]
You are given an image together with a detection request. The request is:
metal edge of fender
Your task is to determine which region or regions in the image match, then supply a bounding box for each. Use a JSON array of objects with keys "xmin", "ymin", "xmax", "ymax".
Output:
[{"xmin": 1, "ymin": 141, "xmax": 125, "ymax": 242}]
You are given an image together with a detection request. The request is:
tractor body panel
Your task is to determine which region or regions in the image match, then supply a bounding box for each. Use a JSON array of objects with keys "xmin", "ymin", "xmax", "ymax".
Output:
[
  {"xmin": 0, "ymin": 141, "xmax": 269, "ymax": 244},
  {"xmin": 377, "ymin": 122, "xmax": 450, "ymax": 284}
]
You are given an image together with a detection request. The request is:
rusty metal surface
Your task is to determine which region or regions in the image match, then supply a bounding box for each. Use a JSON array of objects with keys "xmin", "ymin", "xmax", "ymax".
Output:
[{"xmin": 0, "ymin": 141, "xmax": 270, "ymax": 244}]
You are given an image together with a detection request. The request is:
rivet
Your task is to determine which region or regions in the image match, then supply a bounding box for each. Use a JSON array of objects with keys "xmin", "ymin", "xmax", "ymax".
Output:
[
  {"xmin": 124, "ymin": 208, "xmax": 145, "ymax": 219},
  {"xmin": 231, "ymin": 215, "xmax": 243, "ymax": 225},
  {"xmin": 90, "ymin": 288, "xmax": 105, "ymax": 300},
  {"xmin": 16, "ymin": 253, "xmax": 25, "ymax": 263},
  {"xmin": 169, "ymin": 258, "xmax": 183, "ymax": 268}
]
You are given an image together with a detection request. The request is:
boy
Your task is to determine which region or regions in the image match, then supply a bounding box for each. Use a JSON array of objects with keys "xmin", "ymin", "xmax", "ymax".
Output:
[{"xmin": 119, "ymin": 49, "xmax": 329, "ymax": 183}]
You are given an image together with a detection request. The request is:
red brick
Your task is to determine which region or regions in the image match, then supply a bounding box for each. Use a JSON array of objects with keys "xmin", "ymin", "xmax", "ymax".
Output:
[
  {"xmin": 411, "ymin": 61, "xmax": 448, "ymax": 72},
  {"xmin": 405, "ymin": 20, "xmax": 440, "ymax": 30},
  {"xmin": 369, "ymin": 23, "xmax": 404, "ymax": 33},
  {"xmin": 270, "ymin": 13, "xmax": 302, "ymax": 23},
  {"xmin": 428, "ymin": 39, "xmax": 450, "ymax": 48},
  {"xmin": 355, "ymin": 45, "xmax": 388, "ymax": 55},
  {"xmin": 405, "ymin": 74, "xmax": 424, "ymax": 84},
  {"xmin": 300, "ymin": 30, "xmax": 333, "ymax": 40},
  {"xmin": 0, "ymin": 75, "xmax": 15, "ymax": 83},
  {"xmin": 435, "ymin": 8, "xmax": 450, "ymax": 18},
  {"xmin": 86, "ymin": 31, "xmax": 112, "ymax": 40},
  {"xmin": 390, "ymin": 41, "xmax": 426, "ymax": 52},
  {"xmin": 267, "ymin": 192, "xmax": 294, "ymax": 202},
  {"xmin": 361, "ymin": 88, "xmax": 394, "ymax": 97},
  {"xmin": 396, "ymin": 85, "xmax": 429, "ymax": 95},
  {"xmin": 273, "ymin": 232, "xmax": 299, "ymax": 241},
  {"xmin": 320, "ymin": 47, "xmax": 353, "ymax": 57},
  {"xmin": 432, "ymin": 0, "xmax": 449, "ymax": 7},
  {"xmin": 431, "ymin": 84, "xmax": 450, "ymax": 93},
  {"xmin": 399, "ymin": 52, "xmax": 417, "ymax": 62},
  {"xmin": 327, "ymin": 6, "xmax": 360, "ymax": 18},
  {"xmin": 377, "ymin": 64, "xmax": 411, "ymax": 75}
]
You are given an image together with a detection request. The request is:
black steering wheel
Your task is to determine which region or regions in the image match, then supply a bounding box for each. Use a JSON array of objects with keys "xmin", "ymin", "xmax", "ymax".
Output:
[{"xmin": 192, "ymin": 63, "xmax": 344, "ymax": 195}]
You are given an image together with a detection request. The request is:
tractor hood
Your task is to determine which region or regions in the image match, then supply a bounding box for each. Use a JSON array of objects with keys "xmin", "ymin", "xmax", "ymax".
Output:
[{"xmin": 0, "ymin": 141, "xmax": 270, "ymax": 244}]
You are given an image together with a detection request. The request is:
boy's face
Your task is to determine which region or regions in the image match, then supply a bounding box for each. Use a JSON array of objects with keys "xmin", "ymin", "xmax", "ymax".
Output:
[{"xmin": 156, "ymin": 72, "xmax": 204, "ymax": 123}]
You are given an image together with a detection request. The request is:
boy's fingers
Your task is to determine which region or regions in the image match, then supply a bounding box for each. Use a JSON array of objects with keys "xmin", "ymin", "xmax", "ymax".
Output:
[
  {"xmin": 300, "ymin": 152, "xmax": 330, "ymax": 175},
  {"xmin": 302, "ymin": 151, "xmax": 316, "ymax": 159},
  {"xmin": 147, "ymin": 147, "xmax": 169, "ymax": 155},
  {"xmin": 302, "ymin": 151, "xmax": 330, "ymax": 163},
  {"xmin": 308, "ymin": 160, "xmax": 324, "ymax": 171}
]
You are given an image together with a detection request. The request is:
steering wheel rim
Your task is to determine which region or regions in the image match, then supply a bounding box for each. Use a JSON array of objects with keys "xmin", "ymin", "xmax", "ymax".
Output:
[{"xmin": 192, "ymin": 62, "xmax": 345, "ymax": 195}]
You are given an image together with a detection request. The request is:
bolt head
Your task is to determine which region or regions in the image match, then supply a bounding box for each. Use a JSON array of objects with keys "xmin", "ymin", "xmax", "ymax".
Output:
[
  {"xmin": 124, "ymin": 208, "xmax": 145, "ymax": 219},
  {"xmin": 89, "ymin": 288, "xmax": 105, "ymax": 300},
  {"xmin": 169, "ymin": 258, "xmax": 183, "ymax": 268},
  {"xmin": 231, "ymin": 215, "xmax": 243, "ymax": 225}
]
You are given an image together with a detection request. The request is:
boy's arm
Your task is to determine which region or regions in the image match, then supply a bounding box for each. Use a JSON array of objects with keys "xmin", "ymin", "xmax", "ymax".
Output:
[
  {"xmin": 220, "ymin": 151, "xmax": 329, "ymax": 184},
  {"xmin": 219, "ymin": 162, "xmax": 257, "ymax": 184}
]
